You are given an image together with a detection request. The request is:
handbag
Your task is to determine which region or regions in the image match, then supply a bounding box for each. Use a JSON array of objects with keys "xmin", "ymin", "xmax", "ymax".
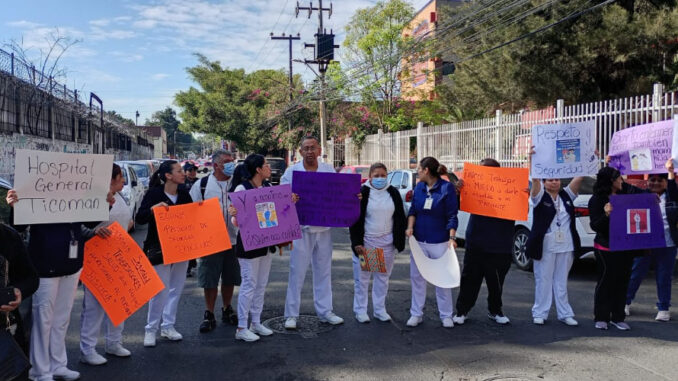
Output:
[
  {"xmin": 144, "ymin": 246, "xmax": 164, "ymax": 266},
  {"xmin": 0, "ymin": 257, "xmax": 30, "ymax": 381}
]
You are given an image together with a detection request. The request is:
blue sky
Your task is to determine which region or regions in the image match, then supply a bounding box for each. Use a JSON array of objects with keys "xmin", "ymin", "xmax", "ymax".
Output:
[{"xmin": 0, "ymin": 0, "xmax": 429, "ymax": 124}]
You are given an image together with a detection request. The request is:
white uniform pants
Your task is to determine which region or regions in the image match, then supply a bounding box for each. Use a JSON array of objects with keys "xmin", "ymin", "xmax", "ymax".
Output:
[
  {"xmin": 410, "ymin": 241, "xmax": 454, "ymax": 320},
  {"xmin": 145, "ymin": 261, "xmax": 188, "ymax": 333},
  {"xmin": 352, "ymin": 234, "xmax": 396, "ymax": 316},
  {"xmin": 80, "ymin": 285, "xmax": 124, "ymax": 355},
  {"xmin": 532, "ymin": 250, "xmax": 575, "ymax": 320},
  {"xmin": 29, "ymin": 270, "xmax": 81, "ymax": 381},
  {"xmin": 284, "ymin": 230, "xmax": 333, "ymax": 318},
  {"xmin": 237, "ymin": 255, "xmax": 273, "ymax": 328}
]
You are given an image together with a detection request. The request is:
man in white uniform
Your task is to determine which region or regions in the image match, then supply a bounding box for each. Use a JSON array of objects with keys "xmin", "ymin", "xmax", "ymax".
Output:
[{"xmin": 282, "ymin": 136, "xmax": 344, "ymax": 329}]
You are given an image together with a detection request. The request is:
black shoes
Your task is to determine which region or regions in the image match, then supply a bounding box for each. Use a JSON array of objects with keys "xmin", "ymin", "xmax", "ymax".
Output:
[
  {"xmin": 222, "ymin": 305, "xmax": 238, "ymax": 325},
  {"xmin": 199, "ymin": 310, "xmax": 216, "ymax": 333}
]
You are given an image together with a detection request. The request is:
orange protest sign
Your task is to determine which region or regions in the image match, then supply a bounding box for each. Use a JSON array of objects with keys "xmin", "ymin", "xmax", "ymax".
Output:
[
  {"xmin": 153, "ymin": 198, "xmax": 232, "ymax": 264},
  {"xmin": 460, "ymin": 162, "xmax": 529, "ymax": 221},
  {"xmin": 82, "ymin": 222, "xmax": 164, "ymax": 327}
]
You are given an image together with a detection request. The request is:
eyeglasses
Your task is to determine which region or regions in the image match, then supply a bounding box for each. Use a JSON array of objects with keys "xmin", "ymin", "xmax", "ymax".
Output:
[{"xmin": 301, "ymin": 146, "xmax": 319, "ymax": 152}]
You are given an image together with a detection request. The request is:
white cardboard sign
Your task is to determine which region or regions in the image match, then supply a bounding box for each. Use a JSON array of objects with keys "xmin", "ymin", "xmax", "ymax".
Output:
[{"xmin": 530, "ymin": 120, "xmax": 598, "ymax": 179}]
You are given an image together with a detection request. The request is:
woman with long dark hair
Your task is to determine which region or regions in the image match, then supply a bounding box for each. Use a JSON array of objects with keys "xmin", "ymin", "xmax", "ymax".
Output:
[
  {"xmin": 136, "ymin": 160, "xmax": 193, "ymax": 347},
  {"xmin": 588, "ymin": 165, "xmax": 644, "ymax": 330}
]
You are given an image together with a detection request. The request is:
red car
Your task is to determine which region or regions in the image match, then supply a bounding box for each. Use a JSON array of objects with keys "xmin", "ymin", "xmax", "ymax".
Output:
[{"xmin": 339, "ymin": 165, "xmax": 370, "ymax": 184}]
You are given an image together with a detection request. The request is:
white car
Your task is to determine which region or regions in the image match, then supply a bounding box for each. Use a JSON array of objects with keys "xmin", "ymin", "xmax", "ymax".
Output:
[
  {"xmin": 116, "ymin": 162, "xmax": 145, "ymax": 230},
  {"xmin": 386, "ymin": 169, "xmax": 418, "ymax": 214}
]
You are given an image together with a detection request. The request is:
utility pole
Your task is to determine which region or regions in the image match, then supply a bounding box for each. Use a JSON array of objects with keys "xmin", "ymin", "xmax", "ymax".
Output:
[
  {"xmin": 271, "ymin": 32, "xmax": 300, "ymax": 163},
  {"xmin": 296, "ymin": 0, "xmax": 338, "ymax": 161}
]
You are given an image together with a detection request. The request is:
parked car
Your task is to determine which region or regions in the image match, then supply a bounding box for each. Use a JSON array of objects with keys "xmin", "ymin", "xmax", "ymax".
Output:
[
  {"xmin": 340, "ymin": 165, "xmax": 370, "ymax": 184},
  {"xmin": 455, "ymin": 176, "xmax": 597, "ymax": 271},
  {"xmin": 119, "ymin": 160, "xmax": 153, "ymax": 189},
  {"xmin": 266, "ymin": 157, "xmax": 287, "ymax": 185},
  {"xmin": 116, "ymin": 162, "xmax": 145, "ymax": 230},
  {"xmin": 386, "ymin": 169, "xmax": 418, "ymax": 214}
]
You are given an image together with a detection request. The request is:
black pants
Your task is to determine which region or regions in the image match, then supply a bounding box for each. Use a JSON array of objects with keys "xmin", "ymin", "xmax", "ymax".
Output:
[
  {"xmin": 594, "ymin": 249, "xmax": 635, "ymax": 322},
  {"xmin": 455, "ymin": 248, "xmax": 512, "ymax": 316}
]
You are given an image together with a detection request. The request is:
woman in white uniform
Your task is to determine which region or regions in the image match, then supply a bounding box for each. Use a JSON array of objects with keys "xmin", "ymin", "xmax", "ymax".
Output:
[
  {"xmin": 80, "ymin": 163, "xmax": 134, "ymax": 365},
  {"xmin": 349, "ymin": 163, "xmax": 406, "ymax": 323}
]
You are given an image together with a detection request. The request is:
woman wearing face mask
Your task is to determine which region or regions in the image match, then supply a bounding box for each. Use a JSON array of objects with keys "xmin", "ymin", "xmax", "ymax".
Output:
[
  {"xmin": 349, "ymin": 163, "xmax": 406, "ymax": 323},
  {"xmin": 625, "ymin": 159, "xmax": 678, "ymax": 322},
  {"xmin": 136, "ymin": 160, "xmax": 193, "ymax": 347}
]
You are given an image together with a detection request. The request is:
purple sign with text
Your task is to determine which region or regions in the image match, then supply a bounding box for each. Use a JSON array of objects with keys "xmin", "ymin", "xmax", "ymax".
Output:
[
  {"xmin": 292, "ymin": 171, "xmax": 361, "ymax": 227},
  {"xmin": 608, "ymin": 120, "xmax": 674, "ymax": 175},
  {"xmin": 229, "ymin": 184, "xmax": 302, "ymax": 251},
  {"xmin": 609, "ymin": 193, "xmax": 665, "ymax": 251}
]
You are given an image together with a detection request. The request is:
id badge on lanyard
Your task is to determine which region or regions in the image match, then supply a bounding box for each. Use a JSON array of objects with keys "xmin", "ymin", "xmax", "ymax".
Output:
[
  {"xmin": 69, "ymin": 229, "xmax": 78, "ymax": 259},
  {"xmin": 555, "ymin": 230, "xmax": 566, "ymax": 243},
  {"xmin": 424, "ymin": 197, "xmax": 433, "ymax": 210}
]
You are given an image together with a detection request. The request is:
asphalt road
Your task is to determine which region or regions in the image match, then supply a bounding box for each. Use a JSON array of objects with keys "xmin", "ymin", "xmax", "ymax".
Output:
[{"xmin": 64, "ymin": 225, "xmax": 678, "ymax": 381}]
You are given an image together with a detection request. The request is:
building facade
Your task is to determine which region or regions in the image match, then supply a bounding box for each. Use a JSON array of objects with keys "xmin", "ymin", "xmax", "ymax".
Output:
[{"xmin": 141, "ymin": 125, "xmax": 168, "ymax": 159}]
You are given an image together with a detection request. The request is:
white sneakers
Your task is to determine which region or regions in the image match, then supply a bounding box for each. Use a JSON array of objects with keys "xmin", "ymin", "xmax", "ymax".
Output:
[
  {"xmin": 160, "ymin": 327, "xmax": 183, "ymax": 341},
  {"xmin": 373, "ymin": 311, "xmax": 392, "ymax": 322},
  {"xmin": 406, "ymin": 315, "xmax": 423, "ymax": 327},
  {"xmin": 355, "ymin": 313, "xmax": 371, "ymax": 323},
  {"xmin": 250, "ymin": 323, "xmax": 274, "ymax": 336},
  {"xmin": 560, "ymin": 317, "xmax": 579, "ymax": 326},
  {"xmin": 52, "ymin": 367, "xmax": 81, "ymax": 381},
  {"xmin": 320, "ymin": 312, "xmax": 344, "ymax": 325},
  {"xmin": 656, "ymin": 310, "xmax": 670, "ymax": 321},
  {"xmin": 488, "ymin": 313, "xmax": 510, "ymax": 325},
  {"xmin": 143, "ymin": 332, "xmax": 156, "ymax": 347},
  {"xmin": 625, "ymin": 304, "xmax": 631, "ymax": 316},
  {"xmin": 80, "ymin": 351, "xmax": 107, "ymax": 366},
  {"xmin": 235, "ymin": 328, "xmax": 260, "ymax": 342},
  {"xmin": 452, "ymin": 315, "xmax": 467, "ymax": 325},
  {"xmin": 105, "ymin": 342, "xmax": 132, "ymax": 357},
  {"xmin": 533, "ymin": 317, "xmax": 545, "ymax": 325},
  {"xmin": 442, "ymin": 317, "xmax": 454, "ymax": 328},
  {"xmin": 284, "ymin": 317, "xmax": 297, "ymax": 330}
]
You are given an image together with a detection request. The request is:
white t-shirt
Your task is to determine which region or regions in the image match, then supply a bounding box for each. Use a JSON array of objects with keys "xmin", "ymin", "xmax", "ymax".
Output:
[
  {"xmin": 530, "ymin": 184, "xmax": 577, "ymax": 253},
  {"xmin": 165, "ymin": 192, "xmax": 178, "ymax": 204},
  {"xmin": 364, "ymin": 182, "xmax": 394, "ymax": 238}
]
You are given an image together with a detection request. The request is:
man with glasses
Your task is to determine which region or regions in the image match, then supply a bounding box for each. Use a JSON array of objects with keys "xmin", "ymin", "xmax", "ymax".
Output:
[
  {"xmin": 189, "ymin": 149, "xmax": 240, "ymax": 332},
  {"xmin": 281, "ymin": 136, "xmax": 344, "ymax": 329}
]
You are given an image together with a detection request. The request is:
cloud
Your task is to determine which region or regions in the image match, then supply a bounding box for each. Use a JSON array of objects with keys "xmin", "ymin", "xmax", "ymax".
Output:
[{"xmin": 151, "ymin": 73, "xmax": 169, "ymax": 80}]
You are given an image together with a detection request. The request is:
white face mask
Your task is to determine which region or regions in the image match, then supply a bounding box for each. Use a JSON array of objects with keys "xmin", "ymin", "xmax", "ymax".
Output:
[{"xmin": 371, "ymin": 177, "xmax": 387, "ymax": 189}]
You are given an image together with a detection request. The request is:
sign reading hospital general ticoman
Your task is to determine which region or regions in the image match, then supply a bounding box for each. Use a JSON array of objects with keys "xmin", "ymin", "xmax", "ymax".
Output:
[{"xmin": 13, "ymin": 149, "xmax": 113, "ymax": 224}]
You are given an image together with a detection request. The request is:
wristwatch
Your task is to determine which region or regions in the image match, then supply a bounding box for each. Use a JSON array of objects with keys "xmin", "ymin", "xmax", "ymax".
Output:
[{"xmin": 449, "ymin": 236, "xmax": 457, "ymax": 241}]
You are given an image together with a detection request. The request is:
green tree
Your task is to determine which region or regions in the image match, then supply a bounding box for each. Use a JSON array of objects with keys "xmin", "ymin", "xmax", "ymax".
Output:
[{"xmin": 145, "ymin": 106, "xmax": 194, "ymax": 157}]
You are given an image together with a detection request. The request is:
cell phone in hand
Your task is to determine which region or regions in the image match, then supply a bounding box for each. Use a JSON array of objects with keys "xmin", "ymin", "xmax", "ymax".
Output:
[{"xmin": 0, "ymin": 287, "xmax": 15, "ymax": 306}]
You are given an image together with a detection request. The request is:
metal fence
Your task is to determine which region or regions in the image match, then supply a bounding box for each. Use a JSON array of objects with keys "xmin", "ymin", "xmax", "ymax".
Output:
[{"xmin": 336, "ymin": 83, "xmax": 678, "ymax": 172}]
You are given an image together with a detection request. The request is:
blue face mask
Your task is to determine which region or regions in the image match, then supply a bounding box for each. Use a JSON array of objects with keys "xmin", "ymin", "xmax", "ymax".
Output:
[
  {"xmin": 371, "ymin": 177, "xmax": 387, "ymax": 189},
  {"xmin": 223, "ymin": 162, "xmax": 235, "ymax": 177}
]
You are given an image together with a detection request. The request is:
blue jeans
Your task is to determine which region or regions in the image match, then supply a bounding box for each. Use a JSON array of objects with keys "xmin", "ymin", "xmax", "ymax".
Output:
[{"xmin": 625, "ymin": 246, "xmax": 677, "ymax": 311}]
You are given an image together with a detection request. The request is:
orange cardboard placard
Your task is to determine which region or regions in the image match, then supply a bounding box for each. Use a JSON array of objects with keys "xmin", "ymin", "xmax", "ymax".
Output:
[
  {"xmin": 153, "ymin": 198, "xmax": 232, "ymax": 264},
  {"xmin": 82, "ymin": 222, "xmax": 165, "ymax": 327},
  {"xmin": 460, "ymin": 162, "xmax": 529, "ymax": 221}
]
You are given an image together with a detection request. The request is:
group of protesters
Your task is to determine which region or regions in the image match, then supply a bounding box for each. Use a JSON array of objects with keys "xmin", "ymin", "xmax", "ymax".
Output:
[{"xmin": 2, "ymin": 135, "xmax": 676, "ymax": 381}]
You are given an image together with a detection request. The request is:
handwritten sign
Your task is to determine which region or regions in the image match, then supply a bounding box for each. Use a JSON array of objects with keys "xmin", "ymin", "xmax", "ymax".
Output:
[
  {"xmin": 460, "ymin": 162, "xmax": 529, "ymax": 221},
  {"xmin": 229, "ymin": 184, "xmax": 302, "ymax": 251},
  {"xmin": 292, "ymin": 171, "xmax": 361, "ymax": 227},
  {"xmin": 531, "ymin": 120, "xmax": 598, "ymax": 178},
  {"xmin": 82, "ymin": 222, "xmax": 164, "ymax": 326},
  {"xmin": 609, "ymin": 193, "xmax": 665, "ymax": 251},
  {"xmin": 153, "ymin": 198, "xmax": 232, "ymax": 264},
  {"xmin": 12, "ymin": 149, "xmax": 113, "ymax": 224},
  {"xmin": 609, "ymin": 120, "xmax": 675, "ymax": 175}
]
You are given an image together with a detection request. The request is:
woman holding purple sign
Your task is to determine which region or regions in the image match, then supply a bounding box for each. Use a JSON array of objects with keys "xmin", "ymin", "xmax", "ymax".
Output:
[
  {"xmin": 625, "ymin": 159, "xmax": 678, "ymax": 322},
  {"xmin": 349, "ymin": 162, "xmax": 406, "ymax": 323},
  {"xmin": 229, "ymin": 154, "xmax": 277, "ymax": 342},
  {"xmin": 588, "ymin": 165, "xmax": 645, "ymax": 330}
]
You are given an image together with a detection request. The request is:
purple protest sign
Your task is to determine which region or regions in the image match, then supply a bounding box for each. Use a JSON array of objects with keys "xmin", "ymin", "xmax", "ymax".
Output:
[
  {"xmin": 609, "ymin": 193, "xmax": 665, "ymax": 251},
  {"xmin": 608, "ymin": 120, "xmax": 674, "ymax": 175},
  {"xmin": 292, "ymin": 171, "xmax": 361, "ymax": 227},
  {"xmin": 229, "ymin": 184, "xmax": 302, "ymax": 251}
]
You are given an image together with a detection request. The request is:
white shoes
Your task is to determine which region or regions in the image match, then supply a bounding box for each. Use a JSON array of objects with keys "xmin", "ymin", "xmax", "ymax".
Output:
[
  {"xmin": 80, "ymin": 351, "xmax": 107, "ymax": 366},
  {"xmin": 284, "ymin": 317, "xmax": 297, "ymax": 330},
  {"xmin": 320, "ymin": 312, "xmax": 344, "ymax": 325},
  {"xmin": 235, "ymin": 328, "xmax": 260, "ymax": 342},
  {"xmin": 560, "ymin": 317, "xmax": 579, "ymax": 326},
  {"xmin": 355, "ymin": 313, "xmax": 371, "ymax": 323},
  {"xmin": 442, "ymin": 317, "xmax": 454, "ymax": 328},
  {"xmin": 373, "ymin": 311, "xmax": 392, "ymax": 322},
  {"xmin": 52, "ymin": 367, "xmax": 81, "ymax": 381},
  {"xmin": 406, "ymin": 315, "xmax": 423, "ymax": 327},
  {"xmin": 160, "ymin": 327, "xmax": 183, "ymax": 341},
  {"xmin": 533, "ymin": 317, "xmax": 545, "ymax": 325},
  {"xmin": 105, "ymin": 342, "xmax": 132, "ymax": 357},
  {"xmin": 656, "ymin": 310, "xmax": 670, "ymax": 322},
  {"xmin": 624, "ymin": 304, "xmax": 631, "ymax": 316},
  {"xmin": 250, "ymin": 323, "xmax": 274, "ymax": 336},
  {"xmin": 488, "ymin": 313, "xmax": 510, "ymax": 325},
  {"xmin": 143, "ymin": 332, "xmax": 156, "ymax": 347},
  {"xmin": 452, "ymin": 315, "xmax": 467, "ymax": 325}
]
